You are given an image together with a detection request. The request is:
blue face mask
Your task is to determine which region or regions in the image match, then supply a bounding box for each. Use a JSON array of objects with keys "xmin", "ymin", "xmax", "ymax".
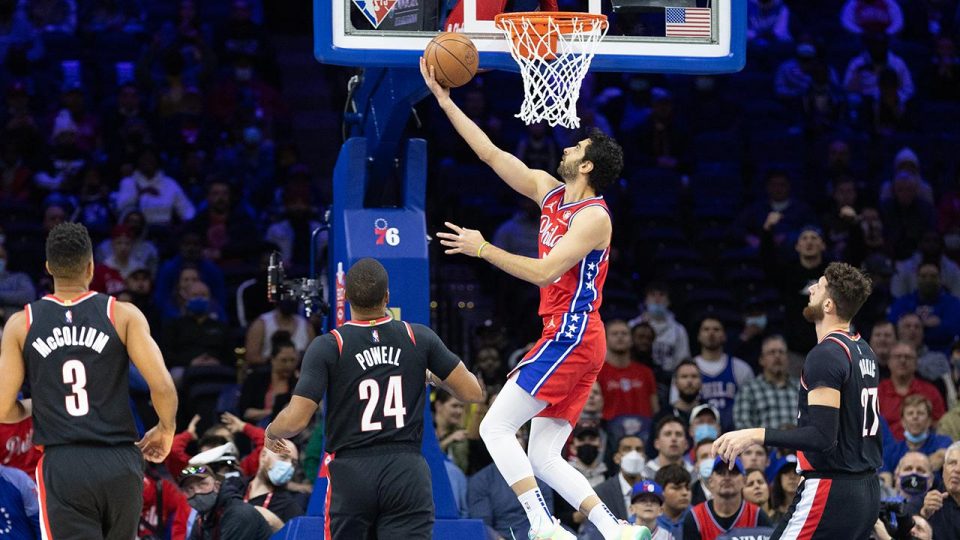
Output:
[
  {"xmin": 698, "ymin": 459, "xmax": 714, "ymax": 480},
  {"xmin": 694, "ymin": 424, "xmax": 719, "ymax": 443},
  {"xmin": 186, "ymin": 298, "xmax": 209, "ymax": 316},
  {"xmin": 646, "ymin": 303, "xmax": 667, "ymax": 318},
  {"xmin": 745, "ymin": 315, "xmax": 767, "ymax": 330},
  {"xmin": 903, "ymin": 429, "xmax": 929, "ymax": 445},
  {"xmin": 268, "ymin": 460, "xmax": 294, "ymax": 486}
]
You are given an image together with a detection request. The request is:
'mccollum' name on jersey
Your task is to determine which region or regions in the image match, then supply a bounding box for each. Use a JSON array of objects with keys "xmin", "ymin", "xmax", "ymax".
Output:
[
  {"xmin": 355, "ymin": 346, "xmax": 401, "ymax": 370},
  {"xmin": 31, "ymin": 326, "xmax": 110, "ymax": 358}
]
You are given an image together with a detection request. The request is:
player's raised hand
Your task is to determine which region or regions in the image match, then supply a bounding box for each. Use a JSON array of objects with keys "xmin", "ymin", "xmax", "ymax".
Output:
[
  {"xmin": 436, "ymin": 222, "xmax": 486, "ymax": 257},
  {"xmin": 137, "ymin": 425, "xmax": 174, "ymax": 463},
  {"xmin": 711, "ymin": 428, "xmax": 763, "ymax": 467},
  {"xmin": 264, "ymin": 432, "xmax": 293, "ymax": 458},
  {"xmin": 220, "ymin": 411, "xmax": 247, "ymax": 434},
  {"xmin": 420, "ymin": 57, "xmax": 450, "ymax": 101}
]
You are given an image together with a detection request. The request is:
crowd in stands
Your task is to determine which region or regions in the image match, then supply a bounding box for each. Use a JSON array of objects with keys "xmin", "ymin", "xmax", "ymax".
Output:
[{"xmin": 1, "ymin": 0, "xmax": 960, "ymax": 539}]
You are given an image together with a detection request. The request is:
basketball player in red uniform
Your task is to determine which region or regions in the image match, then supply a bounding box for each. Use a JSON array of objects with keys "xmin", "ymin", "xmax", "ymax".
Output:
[{"xmin": 424, "ymin": 61, "xmax": 647, "ymax": 540}]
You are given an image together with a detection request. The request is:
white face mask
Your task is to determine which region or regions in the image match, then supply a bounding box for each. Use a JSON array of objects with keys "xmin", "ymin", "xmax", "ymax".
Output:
[{"xmin": 620, "ymin": 451, "xmax": 645, "ymax": 475}]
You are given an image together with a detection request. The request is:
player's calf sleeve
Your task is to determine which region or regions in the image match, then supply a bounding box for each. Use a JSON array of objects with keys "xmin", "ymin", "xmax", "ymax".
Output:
[
  {"xmin": 478, "ymin": 379, "xmax": 546, "ymax": 485},
  {"xmin": 528, "ymin": 417, "xmax": 597, "ymax": 511}
]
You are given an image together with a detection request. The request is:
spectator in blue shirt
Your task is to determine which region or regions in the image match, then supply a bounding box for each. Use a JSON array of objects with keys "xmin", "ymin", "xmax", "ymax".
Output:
[
  {"xmin": 889, "ymin": 262, "xmax": 960, "ymax": 353},
  {"xmin": 0, "ymin": 464, "xmax": 41, "ymax": 540},
  {"xmin": 154, "ymin": 230, "xmax": 227, "ymax": 322},
  {"xmin": 882, "ymin": 394, "xmax": 953, "ymax": 474}
]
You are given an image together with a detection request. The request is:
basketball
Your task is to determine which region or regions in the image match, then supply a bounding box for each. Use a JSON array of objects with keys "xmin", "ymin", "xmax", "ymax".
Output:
[{"xmin": 424, "ymin": 32, "xmax": 478, "ymax": 88}]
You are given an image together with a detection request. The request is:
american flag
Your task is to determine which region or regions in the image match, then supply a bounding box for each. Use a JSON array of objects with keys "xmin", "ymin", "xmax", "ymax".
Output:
[{"xmin": 665, "ymin": 7, "xmax": 711, "ymax": 38}]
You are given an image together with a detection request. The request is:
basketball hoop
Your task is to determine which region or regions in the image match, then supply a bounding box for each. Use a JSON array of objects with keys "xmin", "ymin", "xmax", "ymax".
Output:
[{"xmin": 494, "ymin": 12, "xmax": 608, "ymax": 129}]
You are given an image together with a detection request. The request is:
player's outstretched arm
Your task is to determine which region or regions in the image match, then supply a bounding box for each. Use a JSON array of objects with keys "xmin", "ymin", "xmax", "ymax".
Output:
[
  {"xmin": 437, "ymin": 206, "xmax": 610, "ymax": 287},
  {"xmin": 420, "ymin": 57, "xmax": 560, "ymax": 203},
  {"xmin": 117, "ymin": 301, "xmax": 178, "ymax": 462},
  {"xmin": 429, "ymin": 363, "xmax": 485, "ymax": 403},
  {"xmin": 264, "ymin": 396, "xmax": 317, "ymax": 455},
  {"xmin": 0, "ymin": 311, "xmax": 29, "ymax": 423},
  {"xmin": 713, "ymin": 387, "xmax": 841, "ymax": 465}
]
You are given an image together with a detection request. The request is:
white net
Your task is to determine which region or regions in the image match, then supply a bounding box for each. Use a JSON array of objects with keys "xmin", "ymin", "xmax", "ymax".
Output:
[{"xmin": 496, "ymin": 13, "xmax": 609, "ymax": 129}]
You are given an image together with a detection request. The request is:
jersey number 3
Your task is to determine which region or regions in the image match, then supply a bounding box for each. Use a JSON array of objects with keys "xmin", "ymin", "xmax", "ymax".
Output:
[
  {"xmin": 860, "ymin": 387, "xmax": 879, "ymax": 437},
  {"xmin": 62, "ymin": 359, "xmax": 89, "ymax": 417},
  {"xmin": 359, "ymin": 376, "xmax": 407, "ymax": 432}
]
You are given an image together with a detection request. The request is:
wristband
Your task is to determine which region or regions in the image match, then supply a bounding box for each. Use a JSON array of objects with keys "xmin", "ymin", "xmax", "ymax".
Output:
[{"xmin": 477, "ymin": 241, "xmax": 490, "ymax": 258}]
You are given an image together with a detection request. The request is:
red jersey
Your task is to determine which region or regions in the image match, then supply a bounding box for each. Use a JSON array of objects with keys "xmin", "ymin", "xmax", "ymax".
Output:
[
  {"xmin": 537, "ymin": 185, "xmax": 610, "ymax": 317},
  {"xmin": 0, "ymin": 417, "xmax": 41, "ymax": 479},
  {"xmin": 597, "ymin": 361, "xmax": 657, "ymax": 419},
  {"xmin": 691, "ymin": 500, "xmax": 761, "ymax": 540}
]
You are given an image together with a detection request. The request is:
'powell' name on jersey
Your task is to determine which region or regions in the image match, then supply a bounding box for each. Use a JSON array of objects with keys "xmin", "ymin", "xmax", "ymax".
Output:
[
  {"xmin": 31, "ymin": 326, "xmax": 111, "ymax": 357},
  {"xmin": 355, "ymin": 346, "xmax": 402, "ymax": 370}
]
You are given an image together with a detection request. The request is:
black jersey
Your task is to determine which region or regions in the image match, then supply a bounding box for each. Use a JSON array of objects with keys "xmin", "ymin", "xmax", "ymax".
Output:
[
  {"xmin": 293, "ymin": 316, "xmax": 460, "ymax": 454},
  {"xmin": 796, "ymin": 331, "xmax": 882, "ymax": 474},
  {"xmin": 23, "ymin": 292, "xmax": 137, "ymax": 446}
]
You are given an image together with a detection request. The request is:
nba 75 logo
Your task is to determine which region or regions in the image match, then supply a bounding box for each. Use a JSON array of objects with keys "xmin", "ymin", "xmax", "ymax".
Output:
[
  {"xmin": 374, "ymin": 218, "xmax": 401, "ymax": 246},
  {"xmin": 352, "ymin": 0, "xmax": 397, "ymax": 28}
]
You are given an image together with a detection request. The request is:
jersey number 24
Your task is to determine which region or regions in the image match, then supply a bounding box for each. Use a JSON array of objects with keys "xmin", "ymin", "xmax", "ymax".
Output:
[{"xmin": 359, "ymin": 376, "xmax": 407, "ymax": 432}]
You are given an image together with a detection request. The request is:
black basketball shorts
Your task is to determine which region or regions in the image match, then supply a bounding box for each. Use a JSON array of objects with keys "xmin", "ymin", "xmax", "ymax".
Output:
[
  {"xmin": 771, "ymin": 471, "xmax": 880, "ymax": 540},
  {"xmin": 36, "ymin": 443, "xmax": 144, "ymax": 540}
]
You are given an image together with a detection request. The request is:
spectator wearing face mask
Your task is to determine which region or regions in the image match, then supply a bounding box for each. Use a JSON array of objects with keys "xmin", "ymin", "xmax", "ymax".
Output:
[
  {"xmin": 882, "ymin": 395, "xmax": 952, "ymax": 475},
  {"xmin": 630, "ymin": 282, "xmax": 690, "ymax": 376},
  {"xmin": 889, "ymin": 263, "xmax": 960, "ymax": 354},
  {"xmin": 568, "ymin": 424, "xmax": 607, "ymax": 487},
  {"xmin": 163, "ymin": 281, "xmax": 234, "ymax": 370},
  {"xmin": 244, "ymin": 299, "xmax": 314, "ymax": 366},
  {"xmin": 688, "ymin": 404, "xmax": 723, "ymax": 452},
  {"xmin": 592, "ymin": 435, "xmax": 647, "ymax": 521},
  {"xmin": 889, "ymin": 452, "xmax": 934, "ymax": 515},
  {"xmin": 177, "ymin": 466, "xmax": 272, "ymax": 540},
  {"xmin": 732, "ymin": 300, "xmax": 772, "ymax": 370},
  {"xmin": 690, "ymin": 438, "xmax": 717, "ymax": 505},
  {"xmin": 243, "ymin": 444, "xmax": 304, "ymax": 524}
]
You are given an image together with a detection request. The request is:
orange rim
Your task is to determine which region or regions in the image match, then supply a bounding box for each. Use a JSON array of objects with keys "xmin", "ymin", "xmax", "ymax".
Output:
[{"xmin": 494, "ymin": 11, "xmax": 608, "ymax": 36}]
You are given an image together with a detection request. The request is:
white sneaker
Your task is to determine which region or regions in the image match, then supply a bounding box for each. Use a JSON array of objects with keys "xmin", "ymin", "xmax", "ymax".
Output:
[
  {"xmin": 616, "ymin": 524, "xmax": 652, "ymax": 540},
  {"xmin": 528, "ymin": 517, "xmax": 576, "ymax": 540}
]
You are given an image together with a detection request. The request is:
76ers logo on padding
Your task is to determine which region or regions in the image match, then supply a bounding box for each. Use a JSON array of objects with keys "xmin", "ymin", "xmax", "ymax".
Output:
[
  {"xmin": 374, "ymin": 218, "xmax": 401, "ymax": 246},
  {"xmin": 352, "ymin": 0, "xmax": 397, "ymax": 28}
]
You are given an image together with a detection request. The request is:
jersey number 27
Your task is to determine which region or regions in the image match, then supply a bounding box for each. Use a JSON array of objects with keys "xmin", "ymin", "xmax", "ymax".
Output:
[
  {"xmin": 359, "ymin": 376, "xmax": 407, "ymax": 432},
  {"xmin": 860, "ymin": 387, "xmax": 879, "ymax": 437}
]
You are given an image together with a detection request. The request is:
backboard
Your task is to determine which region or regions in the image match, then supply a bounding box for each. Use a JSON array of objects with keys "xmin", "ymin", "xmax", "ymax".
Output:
[{"xmin": 315, "ymin": 0, "xmax": 744, "ymax": 74}]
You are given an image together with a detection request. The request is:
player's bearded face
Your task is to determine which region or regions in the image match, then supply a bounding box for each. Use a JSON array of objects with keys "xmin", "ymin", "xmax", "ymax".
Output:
[
  {"xmin": 557, "ymin": 154, "xmax": 580, "ymax": 182},
  {"xmin": 802, "ymin": 296, "xmax": 826, "ymax": 322}
]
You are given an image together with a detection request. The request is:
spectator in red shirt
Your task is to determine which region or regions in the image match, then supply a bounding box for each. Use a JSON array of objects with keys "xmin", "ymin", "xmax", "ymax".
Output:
[
  {"xmin": 0, "ymin": 400, "xmax": 40, "ymax": 480},
  {"xmin": 879, "ymin": 342, "xmax": 946, "ymax": 440},
  {"xmin": 598, "ymin": 319, "xmax": 659, "ymax": 422}
]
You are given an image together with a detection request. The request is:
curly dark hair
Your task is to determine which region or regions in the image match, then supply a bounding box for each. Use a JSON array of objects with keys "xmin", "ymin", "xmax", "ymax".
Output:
[
  {"xmin": 583, "ymin": 128, "xmax": 624, "ymax": 193},
  {"xmin": 824, "ymin": 262, "xmax": 873, "ymax": 321},
  {"xmin": 345, "ymin": 257, "xmax": 389, "ymax": 310},
  {"xmin": 45, "ymin": 222, "xmax": 93, "ymax": 279}
]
